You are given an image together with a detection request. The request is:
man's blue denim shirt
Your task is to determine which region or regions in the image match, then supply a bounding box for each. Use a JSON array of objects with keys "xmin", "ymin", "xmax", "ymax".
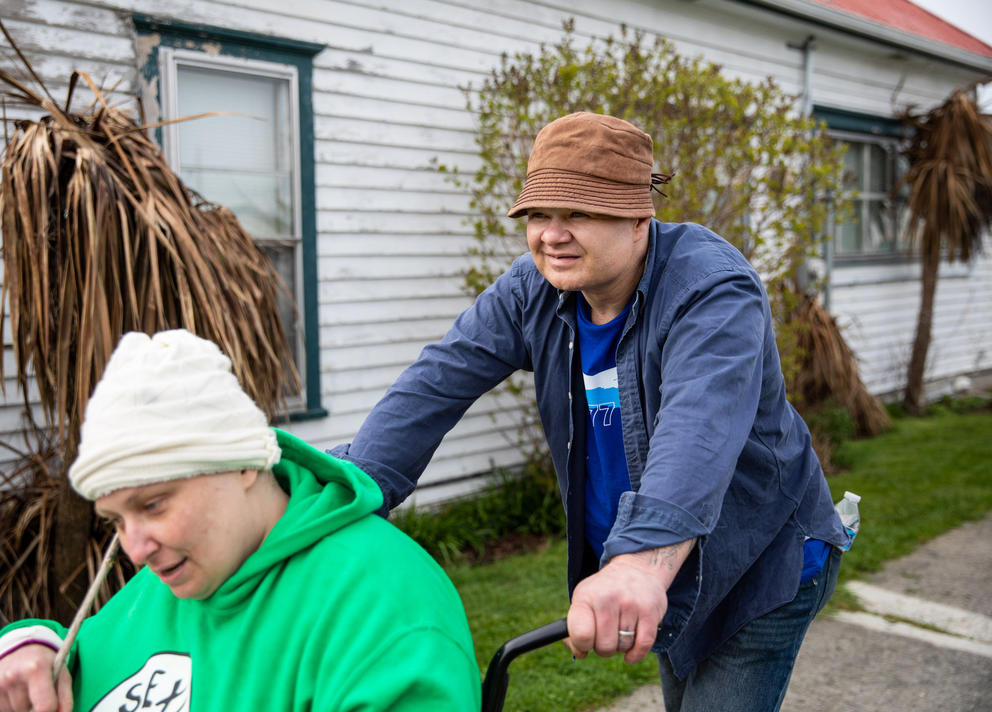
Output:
[{"xmin": 334, "ymin": 220, "xmax": 848, "ymax": 678}]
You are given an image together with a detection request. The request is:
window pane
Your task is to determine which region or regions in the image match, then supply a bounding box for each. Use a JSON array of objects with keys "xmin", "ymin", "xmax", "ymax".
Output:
[
  {"xmin": 832, "ymin": 135, "xmax": 910, "ymax": 258},
  {"xmin": 183, "ymin": 168, "xmax": 293, "ymax": 236},
  {"xmin": 836, "ymin": 210, "xmax": 862, "ymax": 254},
  {"xmin": 175, "ymin": 65, "xmax": 294, "ymax": 237},
  {"xmin": 869, "ymin": 144, "xmax": 888, "ymax": 194},
  {"xmin": 841, "ymin": 143, "xmax": 862, "ymax": 191},
  {"xmin": 867, "ymin": 200, "xmax": 894, "ymax": 252},
  {"xmin": 895, "ymin": 153, "xmax": 911, "ymax": 200},
  {"xmin": 260, "ymin": 242, "xmax": 300, "ymax": 374},
  {"xmin": 896, "ymin": 202, "xmax": 911, "ymax": 248}
]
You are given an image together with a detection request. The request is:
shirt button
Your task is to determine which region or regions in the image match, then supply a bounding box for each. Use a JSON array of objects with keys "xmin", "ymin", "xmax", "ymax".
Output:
[
  {"xmin": 568, "ymin": 341, "xmax": 574, "ymax": 350},
  {"xmin": 568, "ymin": 392, "xmax": 572, "ymax": 400}
]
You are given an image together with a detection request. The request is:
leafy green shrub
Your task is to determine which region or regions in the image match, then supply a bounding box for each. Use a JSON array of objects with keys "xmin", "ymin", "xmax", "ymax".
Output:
[
  {"xmin": 450, "ymin": 21, "xmax": 846, "ymax": 352},
  {"xmin": 805, "ymin": 402, "xmax": 857, "ymax": 450},
  {"xmin": 391, "ymin": 466, "xmax": 566, "ymax": 567},
  {"xmin": 884, "ymin": 400, "xmax": 908, "ymax": 420},
  {"xmin": 929, "ymin": 393, "xmax": 991, "ymax": 415},
  {"xmin": 439, "ymin": 20, "xmax": 849, "ymax": 476},
  {"xmin": 417, "ymin": 21, "xmax": 855, "ymax": 551},
  {"xmin": 886, "ymin": 392, "xmax": 990, "ymax": 420}
]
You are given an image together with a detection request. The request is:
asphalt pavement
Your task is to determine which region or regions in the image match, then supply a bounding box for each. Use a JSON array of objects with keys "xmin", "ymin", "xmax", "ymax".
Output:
[{"xmin": 593, "ymin": 511, "xmax": 992, "ymax": 712}]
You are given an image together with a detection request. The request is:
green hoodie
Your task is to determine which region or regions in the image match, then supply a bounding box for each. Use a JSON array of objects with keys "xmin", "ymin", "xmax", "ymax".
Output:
[{"xmin": 3, "ymin": 429, "xmax": 481, "ymax": 711}]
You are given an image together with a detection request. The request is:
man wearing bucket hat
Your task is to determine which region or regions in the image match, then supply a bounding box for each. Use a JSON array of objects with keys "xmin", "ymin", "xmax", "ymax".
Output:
[
  {"xmin": 0, "ymin": 329, "xmax": 480, "ymax": 712},
  {"xmin": 334, "ymin": 112, "xmax": 849, "ymax": 711}
]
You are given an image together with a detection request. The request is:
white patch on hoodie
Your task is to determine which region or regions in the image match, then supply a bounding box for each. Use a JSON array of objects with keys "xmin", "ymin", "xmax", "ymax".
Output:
[{"xmin": 90, "ymin": 652, "xmax": 191, "ymax": 712}]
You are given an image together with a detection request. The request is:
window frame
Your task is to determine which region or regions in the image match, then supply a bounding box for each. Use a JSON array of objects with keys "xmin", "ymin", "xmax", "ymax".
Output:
[
  {"xmin": 134, "ymin": 16, "xmax": 326, "ymax": 420},
  {"xmin": 831, "ymin": 128, "xmax": 912, "ymax": 260},
  {"xmin": 815, "ymin": 106, "xmax": 914, "ymax": 265}
]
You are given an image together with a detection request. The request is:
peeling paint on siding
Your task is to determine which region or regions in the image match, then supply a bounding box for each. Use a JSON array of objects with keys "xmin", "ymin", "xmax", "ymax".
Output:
[
  {"xmin": 134, "ymin": 31, "xmax": 161, "ymax": 126},
  {"xmin": 3, "ymin": 0, "xmax": 27, "ymax": 16}
]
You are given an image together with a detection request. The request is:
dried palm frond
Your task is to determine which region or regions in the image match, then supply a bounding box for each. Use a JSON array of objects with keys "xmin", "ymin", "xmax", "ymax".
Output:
[
  {"xmin": 0, "ymin": 408, "xmax": 133, "ymax": 623},
  {"xmin": 898, "ymin": 87, "xmax": 992, "ymax": 413},
  {"xmin": 900, "ymin": 88, "xmax": 992, "ymax": 262},
  {"xmin": 0, "ymin": 62, "xmax": 299, "ymax": 460},
  {"xmin": 792, "ymin": 295, "xmax": 891, "ymax": 439},
  {"xmin": 0, "ymin": 411, "xmax": 59, "ymax": 624},
  {"xmin": 0, "ymin": 20, "xmax": 299, "ymax": 620}
]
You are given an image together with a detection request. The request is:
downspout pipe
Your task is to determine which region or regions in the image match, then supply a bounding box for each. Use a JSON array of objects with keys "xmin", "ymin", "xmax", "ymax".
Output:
[
  {"xmin": 787, "ymin": 35, "xmax": 835, "ymax": 310},
  {"xmin": 788, "ymin": 34, "xmax": 816, "ymax": 118}
]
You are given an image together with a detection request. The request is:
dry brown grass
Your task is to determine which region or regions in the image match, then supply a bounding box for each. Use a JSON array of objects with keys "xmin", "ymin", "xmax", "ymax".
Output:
[{"xmin": 792, "ymin": 295, "xmax": 891, "ymax": 440}]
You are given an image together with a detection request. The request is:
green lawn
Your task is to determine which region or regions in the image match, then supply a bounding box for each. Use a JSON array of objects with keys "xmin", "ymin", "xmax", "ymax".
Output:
[{"xmin": 446, "ymin": 406, "xmax": 992, "ymax": 712}]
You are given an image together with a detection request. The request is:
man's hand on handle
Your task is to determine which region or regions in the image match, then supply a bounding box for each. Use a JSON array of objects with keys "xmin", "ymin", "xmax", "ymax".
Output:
[
  {"xmin": 0, "ymin": 644, "xmax": 72, "ymax": 712},
  {"xmin": 565, "ymin": 538, "xmax": 696, "ymax": 664}
]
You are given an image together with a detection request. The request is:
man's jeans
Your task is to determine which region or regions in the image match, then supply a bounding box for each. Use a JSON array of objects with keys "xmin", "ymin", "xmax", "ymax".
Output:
[{"xmin": 658, "ymin": 546, "xmax": 842, "ymax": 712}]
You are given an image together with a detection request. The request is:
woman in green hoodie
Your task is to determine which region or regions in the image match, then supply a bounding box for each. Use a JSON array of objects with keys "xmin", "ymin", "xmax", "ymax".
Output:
[{"xmin": 0, "ymin": 330, "xmax": 481, "ymax": 712}]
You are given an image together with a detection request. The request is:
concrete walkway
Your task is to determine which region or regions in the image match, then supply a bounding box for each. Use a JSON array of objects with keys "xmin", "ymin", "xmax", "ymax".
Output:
[{"xmin": 593, "ymin": 511, "xmax": 992, "ymax": 712}]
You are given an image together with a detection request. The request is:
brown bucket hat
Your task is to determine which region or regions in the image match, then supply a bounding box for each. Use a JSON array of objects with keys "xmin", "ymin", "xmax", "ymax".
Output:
[{"xmin": 507, "ymin": 112, "xmax": 663, "ymax": 219}]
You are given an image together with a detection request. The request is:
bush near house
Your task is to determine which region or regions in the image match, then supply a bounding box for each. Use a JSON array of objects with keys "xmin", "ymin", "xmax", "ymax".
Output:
[
  {"xmin": 439, "ymin": 20, "xmax": 881, "ymax": 479},
  {"xmin": 450, "ymin": 20, "xmax": 847, "ymax": 357},
  {"xmin": 391, "ymin": 464, "xmax": 565, "ymax": 567}
]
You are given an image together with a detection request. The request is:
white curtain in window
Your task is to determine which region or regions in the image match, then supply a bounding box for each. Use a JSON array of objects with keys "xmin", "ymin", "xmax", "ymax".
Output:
[{"xmin": 175, "ymin": 66, "xmax": 293, "ymax": 238}]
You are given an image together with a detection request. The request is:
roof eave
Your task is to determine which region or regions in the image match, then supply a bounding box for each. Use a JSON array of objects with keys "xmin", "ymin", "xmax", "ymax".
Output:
[{"xmin": 731, "ymin": 0, "xmax": 992, "ymax": 74}]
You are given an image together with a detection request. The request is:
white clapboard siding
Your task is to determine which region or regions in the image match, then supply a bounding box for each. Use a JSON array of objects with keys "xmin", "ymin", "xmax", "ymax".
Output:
[
  {"xmin": 319, "ymin": 276, "xmax": 468, "ymax": 303},
  {"xmin": 317, "ymin": 187, "xmax": 474, "ymax": 216},
  {"xmin": 0, "ymin": 19, "xmax": 133, "ymax": 62},
  {"xmin": 1, "ymin": 376, "xmax": 41, "ymax": 408},
  {"xmin": 320, "ymin": 232, "xmax": 478, "ymax": 258},
  {"xmin": 319, "ymin": 312, "xmax": 469, "ymax": 350},
  {"xmin": 313, "ymin": 116, "xmax": 477, "ymax": 156},
  {"xmin": 2, "ymin": 0, "xmax": 990, "ymax": 504},
  {"xmin": 9, "ymin": 0, "xmax": 130, "ymax": 33},
  {"xmin": 315, "ymin": 162, "xmax": 469, "ymax": 193},
  {"xmin": 314, "ymin": 138, "xmax": 478, "ymax": 173},
  {"xmin": 313, "ymin": 47, "xmax": 484, "ymax": 90},
  {"xmin": 831, "ymin": 250, "xmax": 992, "ymax": 396},
  {"xmin": 319, "ymin": 292, "xmax": 473, "ymax": 324},
  {"xmin": 306, "ymin": 392, "xmax": 522, "ymax": 446}
]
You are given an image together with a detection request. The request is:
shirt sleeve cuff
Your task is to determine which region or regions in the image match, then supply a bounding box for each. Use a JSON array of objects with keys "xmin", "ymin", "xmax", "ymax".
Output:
[
  {"xmin": 0, "ymin": 625, "xmax": 63, "ymax": 661},
  {"xmin": 602, "ymin": 491, "xmax": 711, "ymax": 564},
  {"xmin": 327, "ymin": 444, "xmax": 414, "ymax": 515}
]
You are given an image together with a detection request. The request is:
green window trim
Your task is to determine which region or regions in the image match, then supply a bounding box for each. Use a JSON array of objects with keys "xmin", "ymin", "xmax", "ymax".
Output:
[
  {"xmin": 133, "ymin": 15, "xmax": 326, "ymax": 420},
  {"xmin": 813, "ymin": 105, "xmax": 908, "ymax": 139},
  {"xmin": 814, "ymin": 105, "xmax": 914, "ymax": 262}
]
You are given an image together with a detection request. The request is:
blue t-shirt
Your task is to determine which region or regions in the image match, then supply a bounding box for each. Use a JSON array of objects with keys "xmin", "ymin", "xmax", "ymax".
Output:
[
  {"xmin": 576, "ymin": 296, "xmax": 632, "ymax": 559},
  {"xmin": 576, "ymin": 296, "xmax": 829, "ymax": 578}
]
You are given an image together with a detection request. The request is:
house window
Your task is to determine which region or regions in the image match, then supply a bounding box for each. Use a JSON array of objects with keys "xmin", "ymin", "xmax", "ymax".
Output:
[
  {"xmin": 834, "ymin": 133, "xmax": 910, "ymax": 257},
  {"xmin": 135, "ymin": 17, "xmax": 325, "ymax": 418},
  {"xmin": 815, "ymin": 107, "xmax": 911, "ymax": 260},
  {"xmin": 161, "ymin": 50, "xmax": 302, "ymax": 368}
]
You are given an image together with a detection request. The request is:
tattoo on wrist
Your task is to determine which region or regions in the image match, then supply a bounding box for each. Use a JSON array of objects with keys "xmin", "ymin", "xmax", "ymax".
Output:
[{"xmin": 636, "ymin": 539, "xmax": 694, "ymax": 571}]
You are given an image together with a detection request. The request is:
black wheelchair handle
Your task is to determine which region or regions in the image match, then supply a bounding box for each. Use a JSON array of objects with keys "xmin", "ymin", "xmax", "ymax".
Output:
[{"xmin": 480, "ymin": 618, "xmax": 569, "ymax": 712}]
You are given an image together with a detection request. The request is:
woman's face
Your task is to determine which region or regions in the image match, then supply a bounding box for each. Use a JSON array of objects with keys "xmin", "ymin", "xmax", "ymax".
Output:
[{"xmin": 95, "ymin": 469, "xmax": 263, "ymax": 600}]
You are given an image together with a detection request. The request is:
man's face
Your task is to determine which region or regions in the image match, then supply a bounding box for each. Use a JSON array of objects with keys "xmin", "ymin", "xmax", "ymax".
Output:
[
  {"xmin": 95, "ymin": 470, "xmax": 264, "ymax": 600},
  {"xmin": 526, "ymin": 208, "xmax": 650, "ymax": 321}
]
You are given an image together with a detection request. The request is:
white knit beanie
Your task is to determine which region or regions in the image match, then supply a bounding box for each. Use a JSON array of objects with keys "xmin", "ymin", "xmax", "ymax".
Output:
[{"xmin": 69, "ymin": 329, "xmax": 281, "ymax": 500}]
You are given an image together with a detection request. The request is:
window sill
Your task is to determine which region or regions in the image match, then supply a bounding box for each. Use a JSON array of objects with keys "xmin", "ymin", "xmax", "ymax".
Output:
[
  {"xmin": 830, "ymin": 257, "xmax": 972, "ymax": 287},
  {"xmin": 277, "ymin": 406, "xmax": 329, "ymax": 424}
]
